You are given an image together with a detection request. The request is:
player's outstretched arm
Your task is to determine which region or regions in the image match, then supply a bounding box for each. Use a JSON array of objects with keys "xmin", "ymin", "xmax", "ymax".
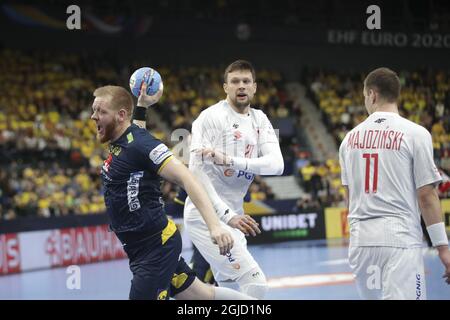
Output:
[
  {"xmin": 418, "ymin": 184, "xmax": 450, "ymax": 284},
  {"xmin": 158, "ymin": 157, "xmax": 234, "ymax": 256}
]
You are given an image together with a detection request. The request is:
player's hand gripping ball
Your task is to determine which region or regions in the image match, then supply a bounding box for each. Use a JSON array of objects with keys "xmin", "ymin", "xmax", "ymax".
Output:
[{"xmin": 129, "ymin": 67, "xmax": 162, "ymax": 98}]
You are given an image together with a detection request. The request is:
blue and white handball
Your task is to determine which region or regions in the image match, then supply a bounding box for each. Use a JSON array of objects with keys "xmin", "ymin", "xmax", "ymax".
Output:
[{"xmin": 129, "ymin": 67, "xmax": 162, "ymax": 97}]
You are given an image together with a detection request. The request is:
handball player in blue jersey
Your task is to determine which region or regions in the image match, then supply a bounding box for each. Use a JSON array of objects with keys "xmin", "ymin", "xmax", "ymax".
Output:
[{"xmin": 91, "ymin": 83, "xmax": 257, "ymax": 300}]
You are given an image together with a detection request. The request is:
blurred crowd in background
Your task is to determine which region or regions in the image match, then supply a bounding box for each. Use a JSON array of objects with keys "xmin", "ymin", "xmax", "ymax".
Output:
[
  {"xmin": 0, "ymin": 49, "xmax": 449, "ymax": 220},
  {"xmin": 0, "ymin": 49, "xmax": 289, "ymax": 220}
]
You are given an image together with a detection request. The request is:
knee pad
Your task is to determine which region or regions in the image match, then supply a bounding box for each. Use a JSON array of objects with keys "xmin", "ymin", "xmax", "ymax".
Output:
[
  {"xmin": 236, "ymin": 267, "xmax": 268, "ymax": 299},
  {"xmin": 217, "ymin": 280, "xmax": 239, "ymax": 291}
]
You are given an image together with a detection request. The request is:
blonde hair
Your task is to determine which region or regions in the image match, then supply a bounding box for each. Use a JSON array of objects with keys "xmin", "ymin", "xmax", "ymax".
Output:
[{"xmin": 93, "ymin": 85, "xmax": 134, "ymax": 118}]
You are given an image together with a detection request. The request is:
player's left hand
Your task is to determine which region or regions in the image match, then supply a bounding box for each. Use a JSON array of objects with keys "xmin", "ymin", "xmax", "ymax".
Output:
[
  {"xmin": 210, "ymin": 226, "xmax": 234, "ymax": 256},
  {"xmin": 137, "ymin": 82, "xmax": 164, "ymax": 108},
  {"xmin": 228, "ymin": 215, "xmax": 261, "ymax": 237},
  {"xmin": 201, "ymin": 148, "xmax": 232, "ymax": 166},
  {"xmin": 438, "ymin": 247, "xmax": 450, "ymax": 284}
]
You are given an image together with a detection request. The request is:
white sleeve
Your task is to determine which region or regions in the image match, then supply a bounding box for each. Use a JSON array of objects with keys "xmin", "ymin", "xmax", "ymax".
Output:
[
  {"xmin": 230, "ymin": 114, "xmax": 284, "ymax": 175},
  {"xmin": 189, "ymin": 114, "xmax": 238, "ymax": 224},
  {"xmin": 413, "ymin": 128, "xmax": 442, "ymax": 189},
  {"xmin": 258, "ymin": 113, "xmax": 279, "ymax": 145},
  {"xmin": 190, "ymin": 114, "xmax": 215, "ymax": 151},
  {"xmin": 339, "ymin": 139, "xmax": 348, "ymax": 186},
  {"xmin": 231, "ymin": 142, "xmax": 284, "ymax": 175}
]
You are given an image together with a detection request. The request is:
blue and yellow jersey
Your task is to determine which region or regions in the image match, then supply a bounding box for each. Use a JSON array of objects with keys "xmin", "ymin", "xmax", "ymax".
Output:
[{"xmin": 101, "ymin": 124, "xmax": 173, "ymax": 234}]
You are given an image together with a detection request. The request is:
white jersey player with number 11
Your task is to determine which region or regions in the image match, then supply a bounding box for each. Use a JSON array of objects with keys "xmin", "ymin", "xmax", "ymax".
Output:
[
  {"xmin": 339, "ymin": 67, "xmax": 450, "ymax": 300},
  {"xmin": 184, "ymin": 60, "xmax": 284, "ymax": 299}
]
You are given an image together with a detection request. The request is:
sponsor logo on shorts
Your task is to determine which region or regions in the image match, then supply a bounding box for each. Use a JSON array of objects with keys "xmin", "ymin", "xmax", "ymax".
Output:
[
  {"xmin": 157, "ymin": 289, "xmax": 168, "ymax": 300},
  {"xmin": 226, "ymin": 252, "xmax": 240, "ymax": 270},
  {"xmin": 171, "ymin": 273, "xmax": 188, "ymax": 289},
  {"xmin": 416, "ymin": 274, "xmax": 422, "ymax": 300}
]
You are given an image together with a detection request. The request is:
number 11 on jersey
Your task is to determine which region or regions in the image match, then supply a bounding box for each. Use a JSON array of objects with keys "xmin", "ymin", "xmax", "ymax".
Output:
[{"xmin": 362, "ymin": 153, "xmax": 378, "ymax": 194}]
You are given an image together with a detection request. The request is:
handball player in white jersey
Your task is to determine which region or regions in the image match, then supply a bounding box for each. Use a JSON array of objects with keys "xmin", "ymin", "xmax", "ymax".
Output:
[
  {"xmin": 339, "ymin": 67, "xmax": 450, "ymax": 299},
  {"xmin": 184, "ymin": 60, "xmax": 284, "ymax": 299}
]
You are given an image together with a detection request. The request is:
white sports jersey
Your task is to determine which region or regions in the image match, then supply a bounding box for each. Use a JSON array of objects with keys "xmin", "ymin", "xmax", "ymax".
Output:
[
  {"xmin": 339, "ymin": 111, "xmax": 442, "ymax": 248},
  {"xmin": 184, "ymin": 99, "xmax": 278, "ymax": 220}
]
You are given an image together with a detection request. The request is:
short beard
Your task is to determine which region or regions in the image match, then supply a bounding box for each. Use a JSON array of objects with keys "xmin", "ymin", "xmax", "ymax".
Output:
[
  {"xmin": 231, "ymin": 96, "xmax": 251, "ymax": 109},
  {"xmin": 100, "ymin": 120, "xmax": 117, "ymax": 143}
]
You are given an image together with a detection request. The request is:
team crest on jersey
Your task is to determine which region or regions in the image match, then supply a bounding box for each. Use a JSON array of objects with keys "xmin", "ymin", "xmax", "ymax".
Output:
[
  {"xmin": 233, "ymin": 130, "xmax": 242, "ymax": 140},
  {"xmin": 149, "ymin": 144, "xmax": 172, "ymax": 165},
  {"xmin": 109, "ymin": 145, "xmax": 121, "ymax": 156}
]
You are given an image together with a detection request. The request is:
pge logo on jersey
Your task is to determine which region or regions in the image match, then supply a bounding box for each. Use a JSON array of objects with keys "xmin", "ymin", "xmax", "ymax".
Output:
[
  {"xmin": 237, "ymin": 170, "xmax": 255, "ymax": 180},
  {"xmin": 224, "ymin": 169, "xmax": 235, "ymax": 177},
  {"xmin": 223, "ymin": 169, "xmax": 255, "ymax": 180}
]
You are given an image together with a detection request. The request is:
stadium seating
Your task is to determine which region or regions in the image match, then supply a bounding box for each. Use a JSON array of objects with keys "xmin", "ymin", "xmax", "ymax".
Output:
[
  {"xmin": 0, "ymin": 49, "xmax": 289, "ymax": 219},
  {"xmin": 301, "ymin": 69, "xmax": 450, "ymax": 202}
]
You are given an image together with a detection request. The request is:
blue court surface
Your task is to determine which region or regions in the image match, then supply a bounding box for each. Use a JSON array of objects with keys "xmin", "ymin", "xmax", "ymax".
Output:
[{"xmin": 0, "ymin": 239, "xmax": 448, "ymax": 300}]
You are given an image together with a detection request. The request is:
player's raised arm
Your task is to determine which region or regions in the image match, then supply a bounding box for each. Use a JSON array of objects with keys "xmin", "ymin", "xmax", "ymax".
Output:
[
  {"xmin": 158, "ymin": 157, "xmax": 234, "ymax": 256},
  {"xmin": 133, "ymin": 82, "xmax": 164, "ymax": 128}
]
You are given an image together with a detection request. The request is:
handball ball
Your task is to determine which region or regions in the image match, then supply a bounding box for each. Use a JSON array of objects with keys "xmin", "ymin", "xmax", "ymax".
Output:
[{"xmin": 129, "ymin": 67, "xmax": 162, "ymax": 97}]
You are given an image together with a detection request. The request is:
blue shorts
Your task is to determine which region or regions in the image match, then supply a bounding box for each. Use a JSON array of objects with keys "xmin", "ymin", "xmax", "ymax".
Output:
[
  {"xmin": 119, "ymin": 220, "xmax": 196, "ymax": 300},
  {"xmin": 191, "ymin": 245, "xmax": 215, "ymax": 285}
]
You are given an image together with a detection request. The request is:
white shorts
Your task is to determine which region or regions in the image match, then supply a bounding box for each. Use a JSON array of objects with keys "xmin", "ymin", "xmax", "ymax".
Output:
[
  {"xmin": 348, "ymin": 246, "xmax": 426, "ymax": 300},
  {"xmin": 184, "ymin": 217, "xmax": 259, "ymax": 282}
]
